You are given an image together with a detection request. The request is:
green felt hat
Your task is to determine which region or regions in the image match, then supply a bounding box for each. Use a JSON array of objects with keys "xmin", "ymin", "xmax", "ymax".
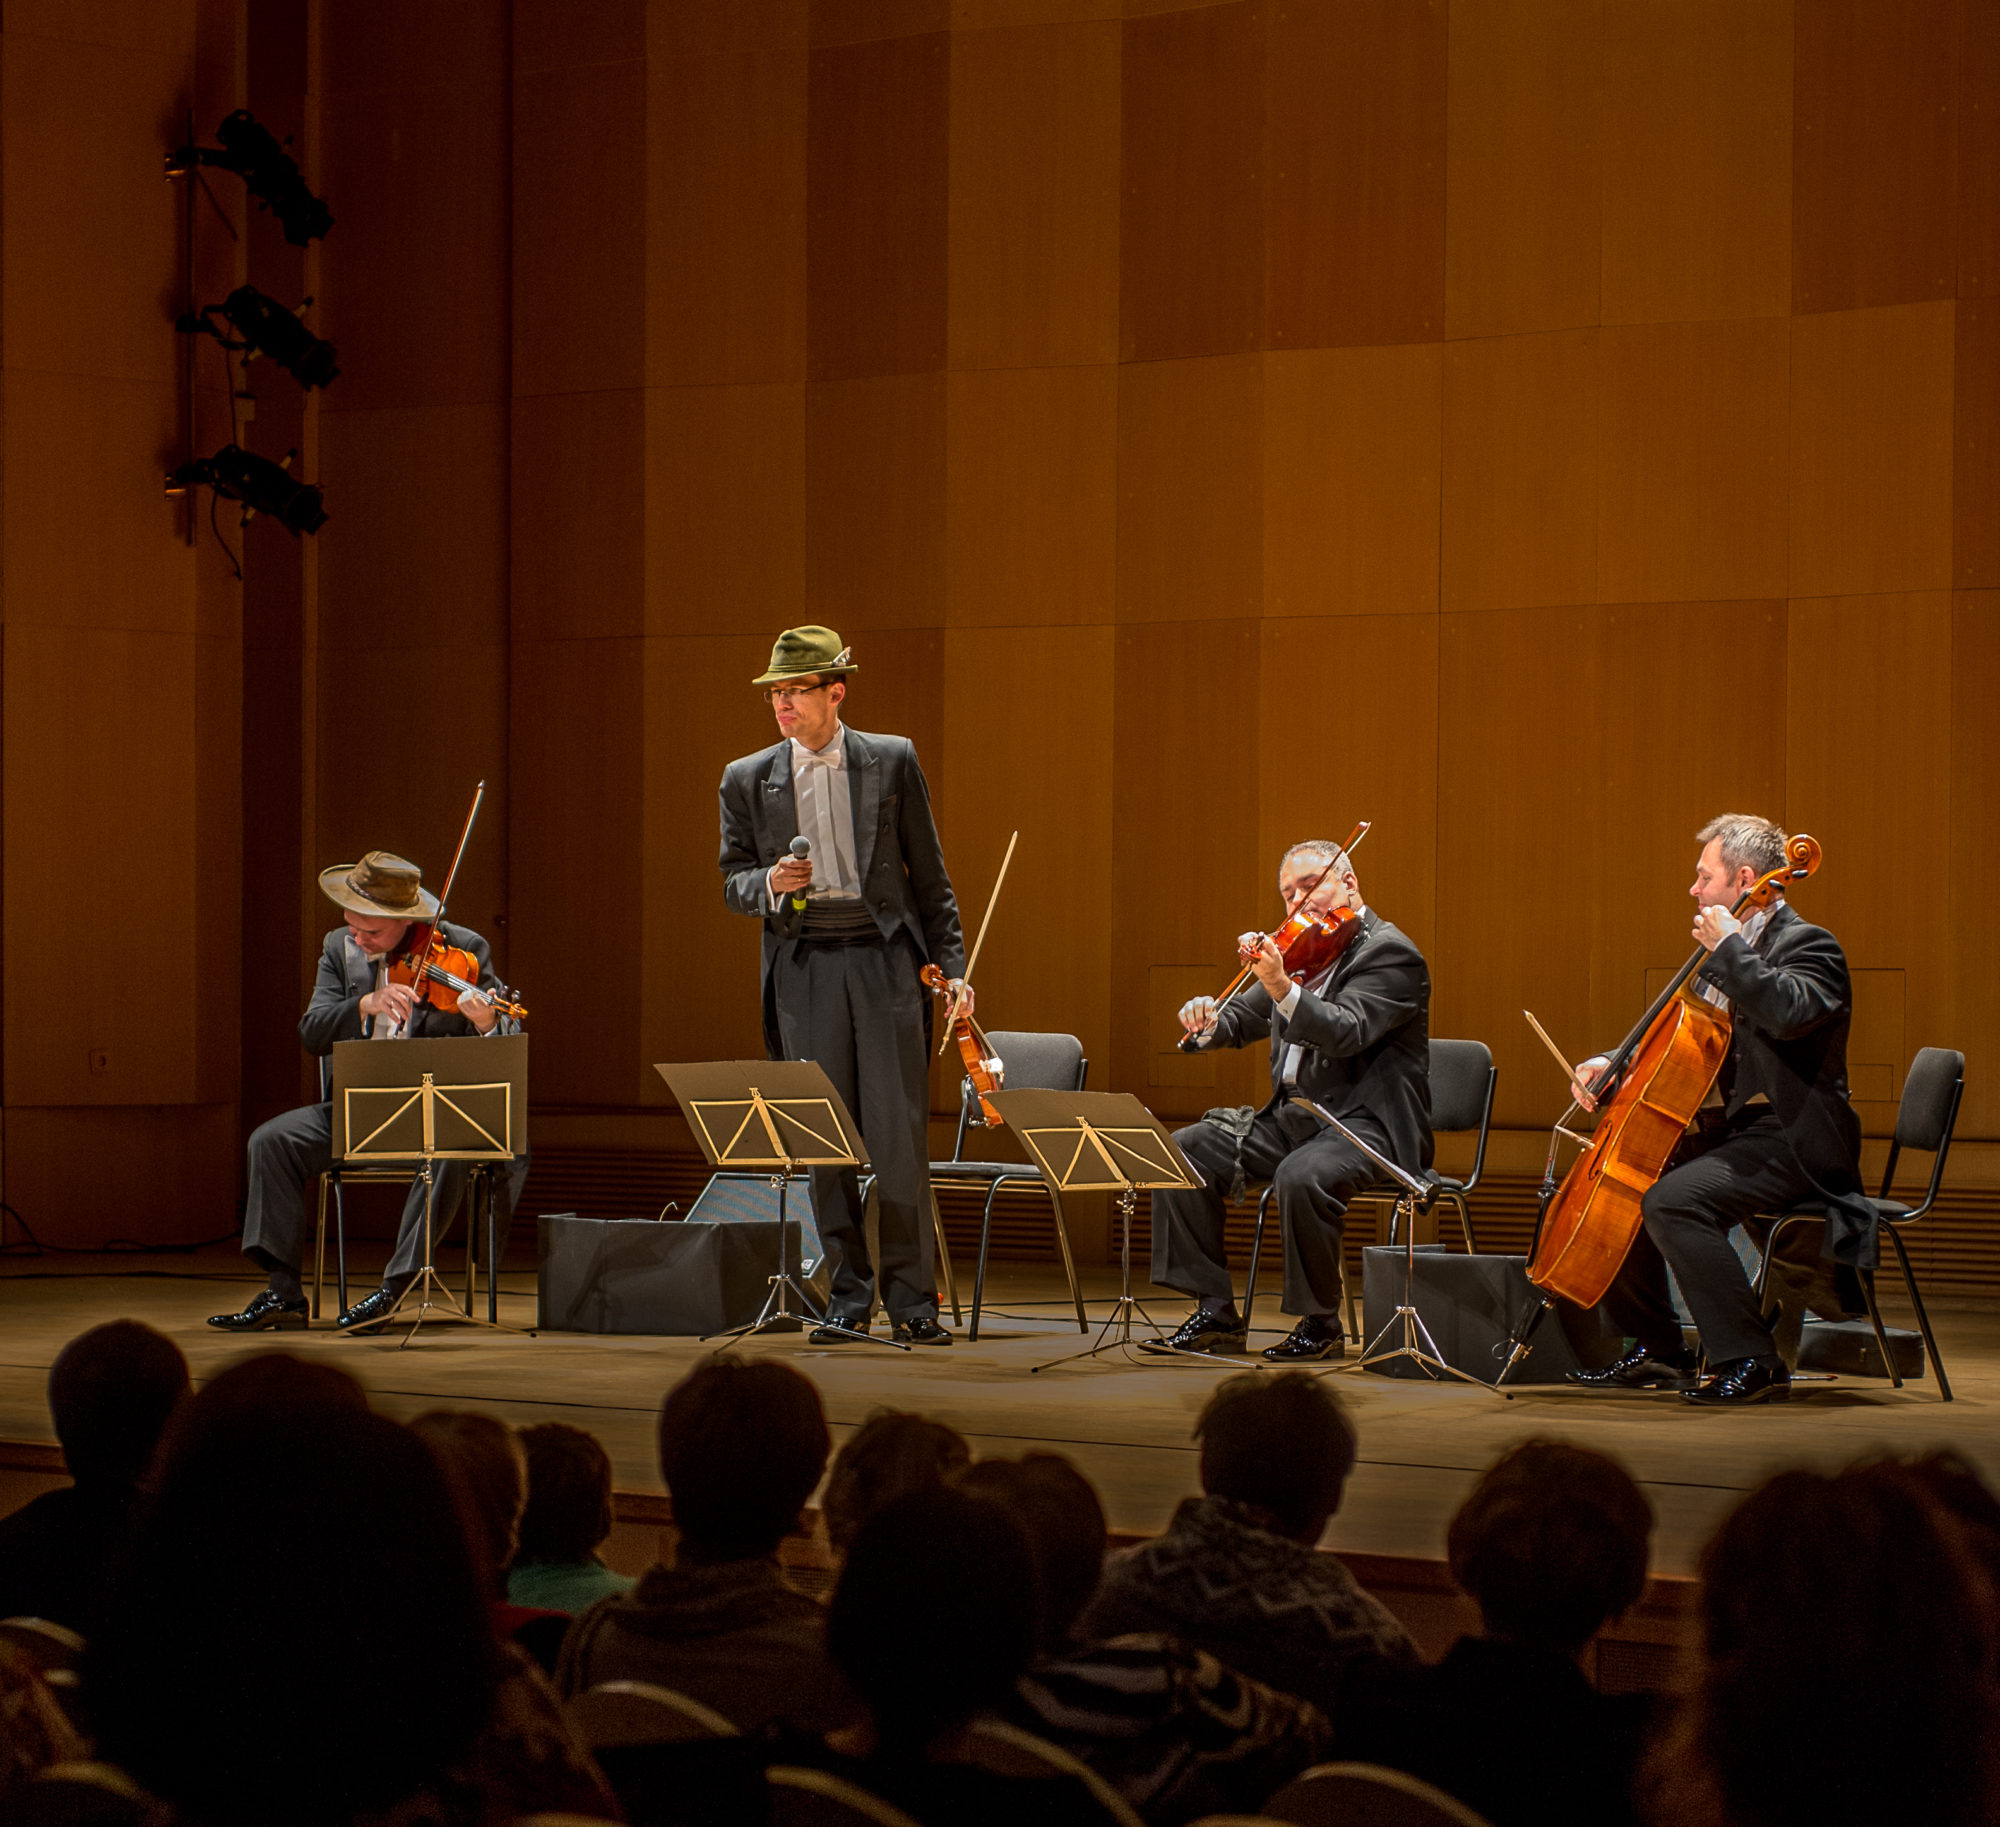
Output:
[{"xmin": 753, "ymin": 625, "xmax": 856, "ymax": 686}]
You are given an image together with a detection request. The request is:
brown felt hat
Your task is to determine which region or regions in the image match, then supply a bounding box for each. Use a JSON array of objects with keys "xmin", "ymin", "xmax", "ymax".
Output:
[
  {"xmin": 318, "ymin": 851, "xmax": 439, "ymax": 922},
  {"xmin": 752, "ymin": 624, "xmax": 856, "ymax": 687}
]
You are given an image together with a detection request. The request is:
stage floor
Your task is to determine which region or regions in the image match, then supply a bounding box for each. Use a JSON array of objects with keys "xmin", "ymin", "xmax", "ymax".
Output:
[{"xmin": 4, "ymin": 1246, "xmax": 1997, "ymax": 1592}]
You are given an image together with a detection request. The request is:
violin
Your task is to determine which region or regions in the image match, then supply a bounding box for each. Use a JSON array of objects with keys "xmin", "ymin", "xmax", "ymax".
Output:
[
  {"xmin": 1177, "ymin": 821, "xmax": 1371, "ymax": 1054},
  {"xmin": 390, "ymin": 923, "xmax": 528, "ymax": 1022},
  {"xmin": 922, "ymin": 962, "xmax": 1004, "ymax": 1126},
  {"xmin": 1521, "ymin": 833, "xmax": 1823, "ymax": 1315}
]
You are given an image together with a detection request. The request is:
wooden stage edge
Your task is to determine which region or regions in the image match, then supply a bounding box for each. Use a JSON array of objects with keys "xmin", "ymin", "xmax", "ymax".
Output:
[{"xmin": 6, "ymin": 1251, "xmax": 2000, "ymax": 1691}]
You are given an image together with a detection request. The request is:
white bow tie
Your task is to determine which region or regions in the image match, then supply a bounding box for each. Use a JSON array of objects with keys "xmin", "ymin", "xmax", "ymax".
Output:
[{"xmin": 794, "ymin": 744, "xmax": 843, "ymax": 770}]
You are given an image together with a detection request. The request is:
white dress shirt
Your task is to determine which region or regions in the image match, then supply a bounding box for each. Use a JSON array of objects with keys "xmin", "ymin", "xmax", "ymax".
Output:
[{"xmin": 769, "ymin": 724, "xmax": 864, "ymax": 907}]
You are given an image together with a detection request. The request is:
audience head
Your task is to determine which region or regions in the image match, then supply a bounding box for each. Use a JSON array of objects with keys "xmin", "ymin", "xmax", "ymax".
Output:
[
  {"xmin": 1657, "ymin": 1461, "xmax": 1999, "ymax": 1827},
  {"xmin": 956, "ymin": 1453, "xmax": 1107, "ymax": 1653},
  {"xmin": 656, "ymin": 1355, "xmax": 829, "ymax": 1563},
  {"xmin": 87, "ymin": 1353, "xmax": 496, "ymax": 1827},
  {"xmin": 412, "ymin": 1409, "xmax": 527, "ymax": 1591},
  {"xmin": 823, "ymin": 1409, "xmax": 970, "ymax": 1555},
  {"xmin": 1447, "ymin": 1440, "xmax": 1653, "ymax": 1656},
  {"xmin": 48, "ymin": 1319, "xmax": 189, "ymax": 1484},
  {"xmin": 829, "ymin": 1486, "xmax": 1038, "ymax": 1750},
  {"xmin": 1195, "ymin": 1370, "xmax": 1356, "ymax": 1542},
  {"xmin": 516, "ymin": 1421, "xmax": 617, "ymax": 1566}
]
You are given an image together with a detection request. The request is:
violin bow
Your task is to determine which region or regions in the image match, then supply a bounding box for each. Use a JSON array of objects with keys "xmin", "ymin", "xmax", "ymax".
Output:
[
  {"xmin": 939, "ymin": 829, "xmax": 1017, "ymax": 1055},
  {"xmin": 410, "ymin": 781, "xmax": 485, "ymax": 991},
  {"xmin": 1206, "ymin": 818, "xmax": 1372, "ymax": 1029}
]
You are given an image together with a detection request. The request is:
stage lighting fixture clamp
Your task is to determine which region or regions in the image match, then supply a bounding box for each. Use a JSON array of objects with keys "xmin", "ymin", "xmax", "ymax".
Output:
[{"xmin": 166, "ymin": 110, "xmax": 333, "ymax": 246}]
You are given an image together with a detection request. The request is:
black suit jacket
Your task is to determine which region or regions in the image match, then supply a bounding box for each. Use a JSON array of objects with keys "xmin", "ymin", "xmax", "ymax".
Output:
[
  {"xmin": 718, "ymin": 726, "xmax": 966, "ymax": 1057},
  {"xmin": 298, "ymin": 919, "xmax": 516, "ymax": 1057},
  {"xmin": 1693, "ymin": 898, "xmax": 1869, "ymax": 1250},
  {"xmin": 1191, "ymin": 909, "xmax": 1433, "ymax": 1176}
]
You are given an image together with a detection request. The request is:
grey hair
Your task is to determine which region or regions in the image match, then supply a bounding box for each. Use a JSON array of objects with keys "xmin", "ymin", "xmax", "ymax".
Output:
[
  {"xmin": 1282, "ymin": 839, "xmax": 1354, "ymax": 881},
  {"xmin": 1697, "ymin": 813, "xmax": 1787, "ymax": 879}
]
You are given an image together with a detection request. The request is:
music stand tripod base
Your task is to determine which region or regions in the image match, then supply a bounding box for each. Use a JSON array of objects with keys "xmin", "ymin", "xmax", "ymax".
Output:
[{"xmin": 374, "ymin": 1163, "xmax": 533, "ymax": 1348}]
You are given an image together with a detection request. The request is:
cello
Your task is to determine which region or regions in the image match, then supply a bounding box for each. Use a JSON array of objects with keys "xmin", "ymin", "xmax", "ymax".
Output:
[{"xmin": 1498, "ymin": 833, "xmax": 1822, "ymax": 1380}]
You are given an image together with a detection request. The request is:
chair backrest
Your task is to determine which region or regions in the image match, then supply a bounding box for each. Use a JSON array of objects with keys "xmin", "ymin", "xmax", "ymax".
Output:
[
  {"xmin": 988, "ymin": 1031, "xmax": 1087, "ymax": 1093},
  {"xmin": 766, "ymin": 1767, "xmax": 924, "ymax": 1827},
  {"xmin": 1427, "ymin": 1040, "xmax": 1494, "ymax": 1135},
  {"xmin": 962, "ymin": 1718, "xmax": 1145, "ymax": 1826},
  {"xmin": 562, "ymin": 1679, "xmax": 740, "ymax": 1751},
  {"xmin": 1895, "ymin": 1048, "xmax": 1965, "ymax": 1154},
  {"xmin": 1266, "ymin": 1763, "xmax": 1495, "ymax": 1827}
]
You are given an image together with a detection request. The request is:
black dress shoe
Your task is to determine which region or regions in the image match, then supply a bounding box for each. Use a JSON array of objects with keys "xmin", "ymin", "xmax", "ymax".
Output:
[
  {"xmin": 893, "ymin": 1317, "xmax": 952, "ymax": 1347},
  {"xmin": 1138, "ymin": 1308, "xmax": 1247, "ymax": 1356},
  {"xmin": 207, "ymin": 1289, "xmax": 309, "ymax": 1332},
  {"xmin": 336, "ymin": 1285, "xmax": 405, "ymax": 1334},
  {"xmin": 1262, "ymin": 1316, "xmax": 1345, "ymax": 1363},
  {"xmin": 1682, "ymin": 1357, "xmax": 1791, "ymax": 1406},
  {"xmin": 809, "ymin": 1319, "xmax": 871, "ymax": 1344},
  {"xmin": 1566, "ymin": 1344, "xmax": 1700, "ymax": 1390}
]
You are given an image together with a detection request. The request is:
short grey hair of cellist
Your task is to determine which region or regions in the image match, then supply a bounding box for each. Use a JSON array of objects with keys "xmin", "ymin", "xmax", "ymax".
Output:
[
  {"xmin": 1281, "ymin": 839, "xmax": 1354, "ymax": 880},
  {"xmin": 1696, "ymin": 813, "xmax": 1787, "ymax": 879}
]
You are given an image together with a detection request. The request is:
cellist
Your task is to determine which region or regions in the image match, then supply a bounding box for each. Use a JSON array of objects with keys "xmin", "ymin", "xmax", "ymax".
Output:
[
  {"xmin": 1567, "ymin": 814, "xmax": 1867, "ymax": 1406},
  {"xmin": 1145, "ymin": 840, "xmax": 1432, "ymax": 1362}
]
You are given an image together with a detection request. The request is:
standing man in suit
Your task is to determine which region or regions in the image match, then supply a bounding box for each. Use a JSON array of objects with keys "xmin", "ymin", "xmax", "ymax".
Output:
[
  {"xmin": 1146, "ymin": 840, "xmax": 1433, "ymax": 1363},
  {"xmin": 718, "ymin": 626, "xmax": 970, "ymax": 1347},
  {"xmin": 1566, "ymin": 813, "xmax": 1867, "ymax": 1406},
  {"xmin": 207, "ymin": 851, "xmax": 522, "ymax": 1336}
]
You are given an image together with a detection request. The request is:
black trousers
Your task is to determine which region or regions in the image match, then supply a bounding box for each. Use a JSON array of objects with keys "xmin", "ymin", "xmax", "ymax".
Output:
[
  {"xmin": 1150, "ymin": 1104, "xmax": 1380, "ymax": 1318},
  {"xmin": 1602, "ymin": 1109, "xmax": 1834, "ymax": 1367},
  {"xmin": 771, "ymin": 931, "xmax": 937, "ymax": 1326},
  {"xmin": 241, "ymin": 1101, "xmax": 529, "ymax": 1295}
]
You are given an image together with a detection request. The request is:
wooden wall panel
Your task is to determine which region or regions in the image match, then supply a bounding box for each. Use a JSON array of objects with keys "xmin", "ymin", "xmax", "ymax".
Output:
[
  {"xmin": 1596, "ymin": 317, "xmax": 1790, "ymax": 605},
  {"xmin": 1264, "ymin": 343, "xmax": 1441, "ymax": 619},
  {"xmin": 810, "ymin": 0, "xmax": 949, "ymax": 43},
  {"xmin": 1957, "ymin": 300, "xmax": 2000, "ymax": 589},
  {"xmin": 316, "ymin": 405, "xmax": 509, "ymax": 647},
  {"xmin": 510, "ymin": 388, "xmax": 647, "ymax": 642},
  {"xmin": 655, "ymin": 0, "xmax": 809, "ymax": 58},
  {"xmin": 647, "ymin": 43, "xmax": 807, "ymax": 387},
  {"xmin": 1119, "ymin": 1, "xmax": 1264, "ymax": 362},
  {"xmin": 1111, "ymin": 619, "xmax": 1264, "ymax": 1120},
  {"xmin": 3, "ymin": 1107, "xmax": 237, "ymax": 1250},
  {"xmin": 947, "ymin": 18, "xmax": 1121, "ymax": 370},
  {"xmin": 937, "ymin": 624, "xmax": 1116, "ymax": 1080},
  {"xmin": 1444, "ymin": 0, "xmax": 1602, "ymax": 340},
  {"xmin": 956, "ymin": 1, "xmax": 1118, "ymax": 27},
  {"xmin": 1786, "ymin": 592, "xmax": 1954, "ymax": 1096},
  {"xmin": 509, "ymin": 637, "xmax": 645, "ymax": 1105},
  {"xmin": 1950, "ymin": 593, "xmax": 2000, "ymax": 1135},
  {"xmin": 511, "ymin": 53, "xmax": 646, "ymax": 397},
  {"xmin": 1265, "ymin": 0, "xmax": 1446, "ymax": 349},
  {"xmin": 1440, "ymin": 330, "xmax": 1598, "ymax": 614},
  {"xmin": 1256, "ymin": 615, "xmax": 1438, "ymax": 964},
  {"xmin": 1116, "ymin": 353, "xmax": 1261, "ymax": 622},
  {"xmin": 1789, "ymin": 302, "xmax": 1955, "ymax": 598},
  {"xmin": 645, "ymin": 382, "xmax": 806, "ymax": 636},
  {"xmin": 1791, "ymin": 0, "xmax": 1958, "ymax": 315},
  {"xmin": 1963, "ymin": 0, "xmax": 2000, "ymax": 299},
  {"xmin": 806, "ymin": 370, "xmax": 946, "ymax": 628},
  {"xmin": 1599, "ymin": 0, "xmax": 1791, "ymax": 324},
  {"xmin": 806, "ymin": 32, "xmax": 949, "ymax": 380},
  {"xmin": 1435, "ymin": 606, "xmax": 1593, "ymax": 1127},
  {"xmin": 945, "ymin": 363, "xmax": 1117, "ymax": 628},
  {"xmin": 515, "ymin": 0, "xmax": 642, "ymax": 71}
]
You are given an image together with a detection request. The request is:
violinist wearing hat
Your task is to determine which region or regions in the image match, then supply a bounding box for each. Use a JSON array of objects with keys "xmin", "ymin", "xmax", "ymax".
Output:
[
  {"xmin": 208, "ymin": 851, "xmax": 522, "ymax": 1336},
  {"xmin": 719, "ymin": 626, "xmax": 971, "ymax": 1347}
]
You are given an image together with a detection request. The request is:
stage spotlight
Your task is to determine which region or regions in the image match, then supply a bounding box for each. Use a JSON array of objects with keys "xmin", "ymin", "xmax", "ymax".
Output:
[
  {"xmin": 178, "ymin": 287, "xmax": 339, "ymax": 390},
  {"xmin": 166, "ymin": 445, "xmax": 327, "ymax": 535},
  {"xmin": 166, "ymin": 110, "xmax": 333, "ymax": 246}
]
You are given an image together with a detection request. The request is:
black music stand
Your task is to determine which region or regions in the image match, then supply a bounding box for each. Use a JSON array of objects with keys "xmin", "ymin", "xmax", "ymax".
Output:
[
  {"xmin": 332, "ymin": 1036, "xmax": 528, "ymax": 1347},
  {"xmin": 988, "ymin": 1090, "xmax": 1199, "ymax": 1373},
  {"xmin": 1288, "ymin": 1096, "xmax": 1497, "ymax": 1392},
  {"xmin": 655, "ymin": 1060, "xmax": 908, "ymax": 1351}
]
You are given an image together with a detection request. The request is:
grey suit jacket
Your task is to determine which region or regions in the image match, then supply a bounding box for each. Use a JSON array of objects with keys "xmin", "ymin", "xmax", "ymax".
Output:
[
  {"xmin": 297, "ymin": 921, "xmax": 519, "ymax": 1063},
  {"xmin": 718, "ymin": 726, "xmax": 966, "ymax": 1058},
  {"xmin": 1193, "ymin": 910, "xmax": 1434, "ymax": 1176}
]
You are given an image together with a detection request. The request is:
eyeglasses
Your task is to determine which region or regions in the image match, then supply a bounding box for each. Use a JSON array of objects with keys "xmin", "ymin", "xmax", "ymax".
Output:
[{"xmin": 763, "ymin": 682, "xmax": 831, "ymax": 704}]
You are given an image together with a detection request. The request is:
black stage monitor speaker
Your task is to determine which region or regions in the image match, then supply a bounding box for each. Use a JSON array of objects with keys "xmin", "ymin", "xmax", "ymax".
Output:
[
  {"xmin": 1359, "ymin": 1247, "xmax": 1623, "ymax": 1384},
  {"xmin": 538, "ymin": 1212, "xmax": 812, "ymax": 1336}
]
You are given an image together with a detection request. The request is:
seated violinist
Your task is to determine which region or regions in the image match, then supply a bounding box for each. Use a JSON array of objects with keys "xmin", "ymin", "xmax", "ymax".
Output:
[
  {"xmin": 1566, "ymin": 814, "xmax": 1866, "ymax": 1406},
  {"xmin": 208, "ymin": 851, "xmax": 523, "ymax": 1336},
  {"xmin": 1144, "ymin": 840, "xmax": 1432, "ymax": 1362}
]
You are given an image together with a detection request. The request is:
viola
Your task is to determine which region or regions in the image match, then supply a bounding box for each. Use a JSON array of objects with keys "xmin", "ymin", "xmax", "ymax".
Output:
[
  {"xmin": 1177, "ymin": 820, "xmax": 1371, "ymax": 1054},
  {"xmin": 1522, "ymin": 833, "xmax": 1823, "ymax": 1312},
  {"xmin": 389, "ymin": 922, "xmax": 528, "ymax": 1022},
  {"xmin": 922, "ymin": 962, "xmax": 1004, "ymax": 1126}
]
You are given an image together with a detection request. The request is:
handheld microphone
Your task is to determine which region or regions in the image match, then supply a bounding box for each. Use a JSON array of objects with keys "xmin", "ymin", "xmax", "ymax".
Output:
[{"xmin": 788, "ymin": 835, "xmax": 812, "ymax": 911}]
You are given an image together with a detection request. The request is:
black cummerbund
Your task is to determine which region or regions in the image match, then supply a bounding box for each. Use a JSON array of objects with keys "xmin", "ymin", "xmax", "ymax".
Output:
[{"xmin": 800, "ymin": 897, "xmax": 880, "ymax": 942}]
